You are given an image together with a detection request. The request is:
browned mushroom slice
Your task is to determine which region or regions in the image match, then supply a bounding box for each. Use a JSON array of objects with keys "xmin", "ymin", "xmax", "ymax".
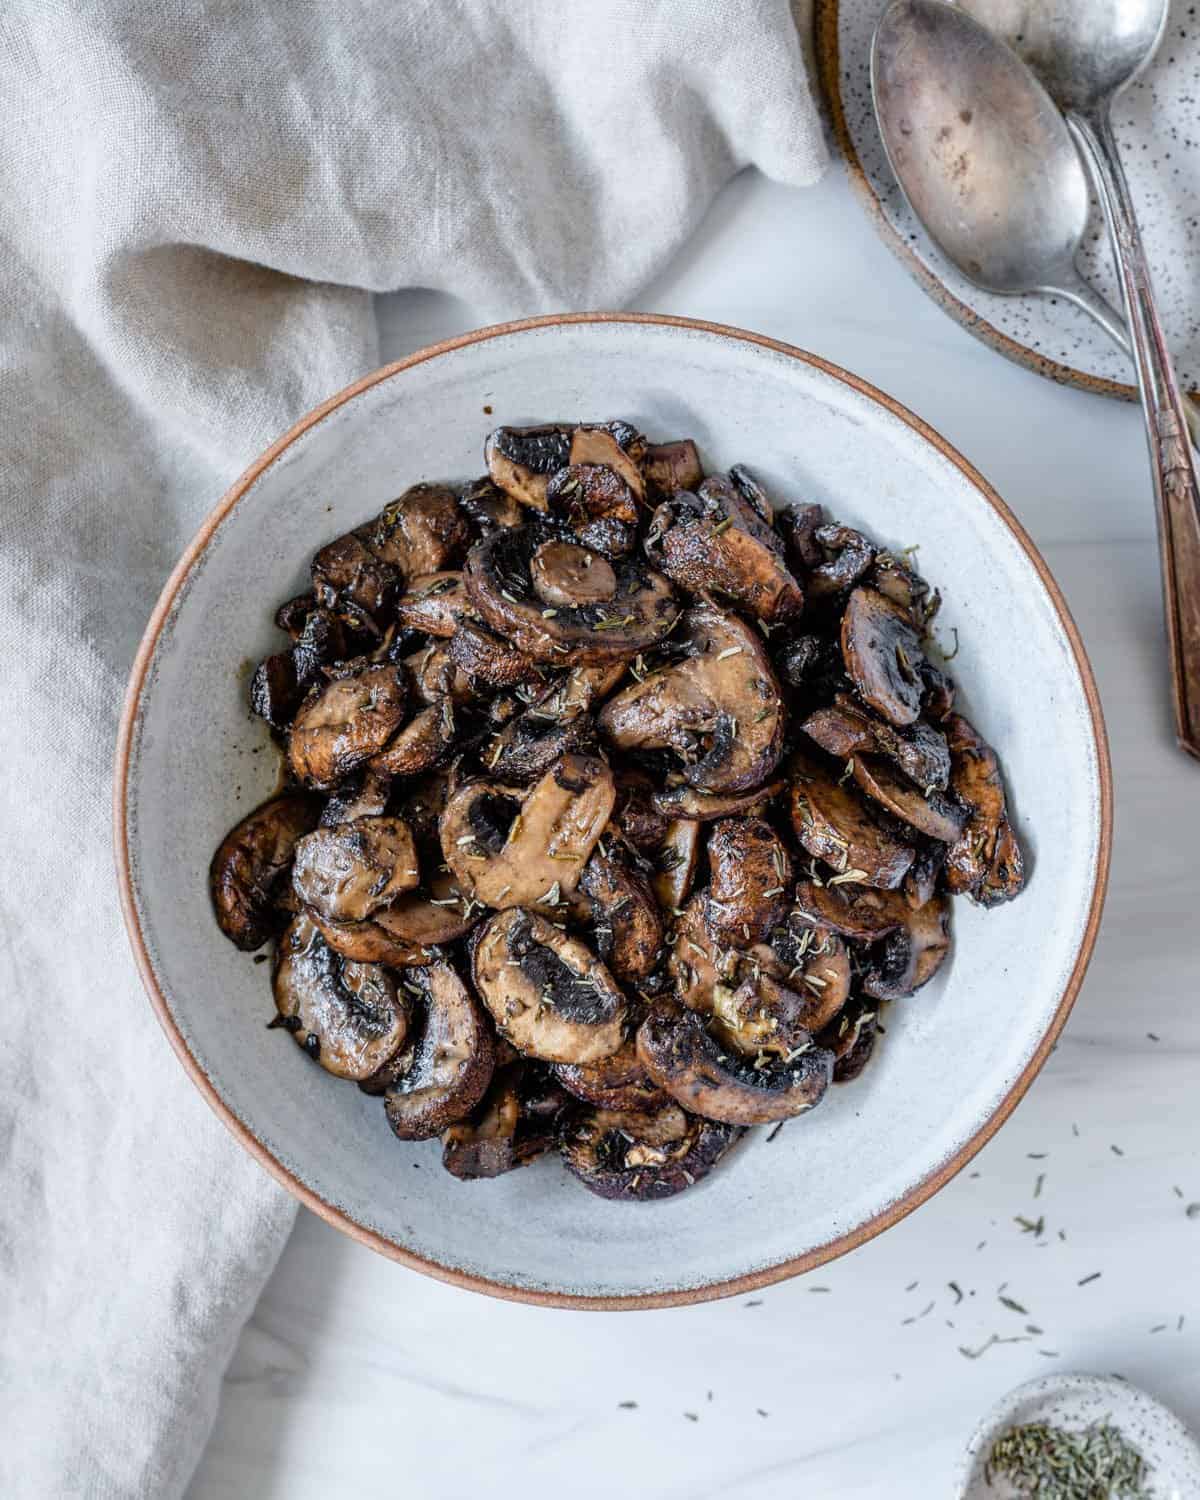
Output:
[
  {"xmin": 465, "ymin": 526, "xmax": 677, "ymax": 665},
  {"xmin": 710, "ymin": 972, "xmax": 843, "ymax": 1058},
  {"xmin": 903, "ymin": 840, "xmax": 946, "ymax": 909},
  {"xmin": 440, "ymin": 1062, "xmax": 566, "ymax": 1179},
  {"xmin": 637, "ymin": 1006, "xmax": 833, "ymax": 1125},
  {"xmin": 561, "ymin": 1104, "xmax": 740, "ymax": 1201},
  {"xmin": 480, "ymin": 666, "xmax": 617, "ymax": 784},
  {"xmin": 306, "ymin": 908, "xmax": 437, "ymax": 968},
  {"xmin": 650, "ymin": 780, "xmax": 785, "ymax": 822},
  {"xmin": 651, "ymin": 819, "xmax": 700, "ymax": 913},
  {"xmin": 249, "ymin": 652, "xmax": 304, "ymax": 731},
  {"xmin": 943, "ymin": 713, "xmax": 1026, "ymax": 906},
  {"xmin": 371, "ymin": 699, "xmax": 459, "ymax": 777},
  {"xmin": 311, "ymin": 533, "xmax": 401, "ymax": 634},
  {"xmin": 642, "ymin": 438, "xmax": 703, "ymax": 500},
  {"xmin": 841, "ymin": 586, "xmax": 932, "ymax": 727},
  {"xmin": 394, "ymin": 572, "xmax": 467, "ymax": 638},
  {"xmin": 807, "ymin": 524, "xmax": 876, "ymax": 603},
  {"xmin": 545, "ymin": 465, "xmax": 640, "ymax": 558},
  {"xmin": 374, "ymin": 864, "xmax": 482, "ymax": 946},
  {"xmin": 791, "ymin": 878, "xmax": 910, "ymax": 942},
  {"xmin": 862, "ymin": 893, "xmax": 952, "ymax": 1001},
  {"xmin": 646, "ymin": 479, "xmax": 804, "ymax": 624},
  {"xmin": 485, "ymin": 423, "xmax": 645, "ymax": 511},
  {"xmin": 578, "ymin": 846, "xmax": 664, "ymax": 982},
  {"xmin": 776, "ymin": 502, "xmax": 825, "ymax": 571},
  {"xmin": 871, "ymin": 551, "xmax": 933, "ymax": 622},
  {"xmin": 384, "ymin": 962, "xmax": 495, "ymax": 1139},
  {"xmin": 704, "ymin": 817, "xmax": 792, "ymax": 946},
  {"xmin": 446, "ymin": 620, "xmax": 540, "ymax": 689},
  {"xmin": 275, "ymin": 591, "xmax": 317, "ymax": 637},
  {"xmin": 288, "ymin": 664, "xmax": 407, "ymax": 789},
  {"xmin": 459, "ymin": 476, "xmax": 525, "ymax": 536},
  {"xmin": 440, "ymin": 753, "xmax": 615, "ymax": 908},
  {"xmin": 472, "ymin": 907, "xmax": 626, "ymax": 1064},
  {"xmin": 728, "ymin": 464, "xmax": 773, "ymax": 523},
  {"xmin": 358, "ymin": 484, "xmax": 469, "ymax": 580},
  {"xmin": 404, "ymin": 642, "xmax": 474, "ymax": 707},
  {"xmin": 272, "ymin": 915, "xmax": 409, "ymax": 1080},
  {"xmin": 789, "ymin": 749, "xmax": 915, "ymax": 889},
  {"xmin": 319, "ymin": 768, "xmax": 392, "ymax": 828},
  {"xmin": 599, "ymin": 606, "xmax": 784, "ymax": 794},
  {"xmin": 554, "ymin": 1036, "xmax": 668, "ymax": 1112},
  {"xmin": 851, "ymin": 756, "xmax": 968, "ymax": 843},
  {"xmin": 291, "ymin": 815, "xmax": 419, "ymax": 924},
  {"xmin": 210, "ymin": 794, "xmax": 321, "ymax": 950},
  {"xmin": 821, "ymin": 1000, "xmax": 880, "ymax": 1084},
  {"xmin": 292, "ymin": 608, "xmax": 350, "ymax": 688},
  {"xmin": 529, "ymin": 538, "xmax": 618, "ymax": 606},
  {"xmin": 801, "ymin": 693, "xmax": 951, "ymax": 791}
]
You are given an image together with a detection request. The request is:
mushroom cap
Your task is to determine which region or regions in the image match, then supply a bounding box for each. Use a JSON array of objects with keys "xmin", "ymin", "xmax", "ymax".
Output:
[
  {"xmin": 544, "ymin": 466, "xmax": 639, "ymax": 558},
  {"xmin": 840, "ymin": 586, "xmax": 931, "ymax": 727},
  {"xmin": 305, "ymin": 908, "xmax": 438, "ymax": 968},
  {"xmin": 311, "ymin": 532, "xmax": 401, "ymax": 632},
  {"xmin": 801, "ymin": 692, "xmax": 951, "ymax": 791},
  {"xmin": 943, "ymin": 713, "xmax": 1026, "ymax": 906},
  {"xmin": 851, "ymin": 756, "xmax": 968, "ymax": 843},
  {"xmin": 806, "ymin": 523, "xmax": 875, "ymax": 604},
  {"xmin": 370, "ymin": 698, "xmax": 459, "ymax": 777},
  {"xmin": 288, "ymin": 664, "xmax": 408, "ymax": 789},
  {"xmin": 578, "ymin": 846, "xmax": 664, "ymax": 983},
  {"xmin": 789, "ymin": 748, "xmax": 915, "ymax": 890},
  {"xmin": 292, "ymin": 815, "xmax": 419, "ymax": 924},
  {"xmin": 791, "ymin": 877, "xmax": 910, "ymax": 941},
  {"xmin": 862, "ymin": 891, "xmax": 952, "ymax": 1001},
  {"xmin": 485, "ymin": 422, "xmax": 645, "ymax": 512},
  {"xmin": 560, "ymin": 1103, "xmax": 740, "ymax": 1201},
  {"xmin": 394, "ymin": 572, "xmax": 467, "ymax": 638},
  {"xmin": 704, "ymin": 817, "xmax": 793, "ymax": 947},
  {"xmin": 530, "ymin": 538, "xmax": 619, "ymax": 605},
  {"xmin": 383, "ymin": 962, "xmax": 495, "ymax": 1139},
  {"xmin": 357, "ymin": 483, "xmax": 468, "ymax": 580},
  {"xmin": 554, "ymin": 1035, "xmax": 668, "ymax": 1113},
  {"xmin": 649, "ymin": 780, "xmax": 785, "ymax": 822},
  {"xmin": 598, "ymin": 605, "xmax": 784, "ymax": 795},
  {"xmin": 650, "ymin": 818, "xmax": 700, "ymax": 913},
  {"xmin": 447, "ymin": 619, "xmax": 541, "ymax": 689},
  {"xmin": 641, "ymin": 439, "xmax": 703, "ymax": 500},
  {"xmin": 472, "ymin": 906, "xmax": 626, "ymax": 1064},
  {"xmin": 210, "ymin": 793, "xmax": 321, "ymax": 950}
]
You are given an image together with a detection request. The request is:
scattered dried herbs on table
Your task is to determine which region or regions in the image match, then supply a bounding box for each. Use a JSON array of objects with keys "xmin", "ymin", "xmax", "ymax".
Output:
[{"xmin": 985, "ymin": 1420, "xmax": 1151, "ymax": 1498}]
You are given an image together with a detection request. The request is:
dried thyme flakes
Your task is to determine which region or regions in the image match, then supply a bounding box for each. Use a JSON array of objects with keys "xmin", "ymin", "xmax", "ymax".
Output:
[{"xmin": 985, "ymin": 1419, "xmax": 1152, "ymax": 1497}]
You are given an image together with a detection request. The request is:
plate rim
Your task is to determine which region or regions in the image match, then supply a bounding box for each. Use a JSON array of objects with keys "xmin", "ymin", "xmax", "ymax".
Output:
[
  {"xmin": 112, "ymin": 310, "xmax": 1113, "ymax": 1310},
  {"xmin": 812, "ymin": 0, "xmax": 1148, "ymax": 405}
]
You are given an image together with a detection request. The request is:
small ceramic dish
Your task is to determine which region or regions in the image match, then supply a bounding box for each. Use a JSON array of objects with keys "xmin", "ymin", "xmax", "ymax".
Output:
[
  {"xmin": 959, "ymin": 1373, "xmax": 1200, "ymax": 1497},
  {"xmin": 114, "ymin": 313, "xmax": 1111, "ymax": 1307}
]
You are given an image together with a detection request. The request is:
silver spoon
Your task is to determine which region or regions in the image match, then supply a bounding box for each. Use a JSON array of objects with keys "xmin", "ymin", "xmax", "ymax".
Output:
[{"xmin": 873, "ymin": 0, "xmax": 1200, "ymax": 760}]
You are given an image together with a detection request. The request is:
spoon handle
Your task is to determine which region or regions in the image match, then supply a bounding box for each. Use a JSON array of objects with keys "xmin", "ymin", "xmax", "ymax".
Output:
[{"xmin": 1068, "ymin": 107, "xmax": 1200, "ymax": 760}]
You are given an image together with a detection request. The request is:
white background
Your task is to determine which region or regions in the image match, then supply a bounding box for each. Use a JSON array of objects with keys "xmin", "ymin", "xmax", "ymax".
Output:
[{"xmin": 188, "ymin": 166, "xmax": 1200, "ymax": 1499}]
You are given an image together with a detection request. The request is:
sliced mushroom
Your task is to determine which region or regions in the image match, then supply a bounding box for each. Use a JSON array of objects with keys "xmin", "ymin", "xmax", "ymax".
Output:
[
  {"xmin": 789, "ymin": 749, "xmax": 915, "ymax": 889},
  {"xmin": 485, "ymin": 422, "xmax": 644, "ymax": 511},
  {"xmin": 210, "ymin": 794, "xmax": 321, "ymax": 950},
  {"xmin": 651, "ymin": 819, "xmax": 700, "ymax": 912},
  {"xmin": 447, "ymin": 620, "xmax": 540, "ymax": 689},
  {"xmin": 288, "ymin": 664, "xmax": 407, "ymax": 789},
  {"xmin": 862, "ymin": 892, "xmax": 952, "ymax": 1000},
  {"xmin": 275, "ymin": 591, "xmax": 317, "ymax": 637},
  {"xmin": 357, "ymin": 484, "xmax": 469, "ymax": 580},
  {"xmin": 598, "ymin": 606, "xmax": 784, "ymax": 794},
  {"xmin": 840, "ymin": 586, "xmax": 933, "ymax": 727},
  {"xmin": 578, "ymin": 846, "xmax": 664, "ymax": 982},
  {"xmin": 464, "ymin": 526, "xmax": 677, "ymax": 665},
  {"xmin": 472, "ymin": 907, "xmax": 626, "ymax": 1064},
  {"xmin": 903, "ymin": 840, "xmax": 946, "ymax": 909},
  {"xmin": 775, "ymin": 634, "xmax": 846, "ymax": 698},
  {"xmin": 545, "ymin": 465, "xmax": 639, "ymax": 558},
  {"xmin": 371, "ymin": 698, "xmax": 460, "ymax": 777},
  {"xmin": 650, "ymin": 779, "xmax": 785, "ymax": 821},
  {"xmin": 459, "ymin": 476, "xmax": 525, "ymax": 536},
  {"xmin": 561, "ymin": 1103, "xmax": 740, "ymax": 1201},
  {"xmin": 394, "ymin": 572, "xmax": 467, "ymax": 638},
  {"xmin": 307, "ymin": 907, "xmax": 438, "ymax": 968},
  {"xmin": 480, "ymin": 667, "xmax": 612, "ymax": 784},
  {"xmin": 292, "ymin": 607, "xmax": 351, "ymax": 687},
  {"xmin": 822, "ymin": 1000, "xmax": 880, "ymax": 1084},
  {"xmin": 704, "ymin": 818, "xmax": 792, "ymax": 946},
  {"xmin": 373, "ymin": 864, "xmax": 483, "ymax": 946},
  {"xmin": 404, "ymin": 642, "xmax": 474, "ymax": 707},
  {"xmin": 871, "ymin": 551, "xmax": 933, "ymax": 621},
  {"xmin": 776, "ymin": 502, "xmax": 825, "ymax": 571},
  {"xmin": 440, "ymin": 1062, "xmax": 567, "ymax": 1179},
  {"xmin": 319, "ymin": 768, "xmax": 392, "ymax": 827},
  {"xmin": 792, "ymin": 877, "xmax": 910, "ymax": 942},
  {"xmin": 646, "ymin": 479, "xmax": 804, "ymax": 624},
  {"xmin": 249, "ymin": 651, "xmax": 304, "ymax": 732},
  {"xmin": 384, "ymin": 962, "xmax": 495, "ymax": 1139},
  {"xmin": 943, "ymin": 714, "xmax": 1026, "ymax": 906},
  {"xmin": 311, "ymin": 533, "xmax": 400, "ymax": 633},
  {"xmin": 728, "ymin": 464, "xmax": 773, "ymax": 524},
  {"xmin": 291, "ymin": 815, "xmax": 419, "ymax": 924},
  {"xmin": 272, "ymin": 915, "xmax": 409, "ymax": 1080},
  {"xmin": 637, "ymin": 1006, "xmax": 833, "ymax": 1125},
  {"xmin": 642, "ymin": 438, "xmax": 703, "ymax": 500},
  {"xmin": 529, "ymin": 538, "xmax": 618, "ymax": 605},
  {"xmin": 439, "ymin": 753, "xmax": 615, "ymax": 908},
  {"xmin": 554, "ymin": 1036, "xmax": 668, "ymax": 1112},
  {"xmin": 801, "ymin": 693, "xmax": 951, "ymax": 791},
  {"xmin": 851, "ymin": 756, "xmax": 968, "ymax": 843}
]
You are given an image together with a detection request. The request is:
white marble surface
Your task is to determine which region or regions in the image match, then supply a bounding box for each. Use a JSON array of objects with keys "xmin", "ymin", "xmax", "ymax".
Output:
[{"xmin": 187, "ymin": 167, "xmax": 1200, "ymax": 1500}]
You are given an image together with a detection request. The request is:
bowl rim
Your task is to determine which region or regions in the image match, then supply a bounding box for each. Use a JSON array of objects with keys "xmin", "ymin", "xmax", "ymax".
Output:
[{"xmin": 113, "ymin": 311, "xmax": 1112, "ymax": 1310}]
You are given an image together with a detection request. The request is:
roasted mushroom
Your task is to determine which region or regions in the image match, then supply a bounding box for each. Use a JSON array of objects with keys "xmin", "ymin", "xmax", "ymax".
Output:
[
  {"xmin": 307, "ymin": 908, "xmax": 438, "ymax": 968},
  {"xmin": 801, "ymin": 692, "xmax": 951, "ymax": 791},
  {"xmin": 943, "ymin": 714, "xmax": 1026, "ymax": 906},
  {"xmin": 291, "ymin": 815, "xmax": 418, "ymax": 924},
  {"xmin": 358, "ymin": 484, "xmax": 469, "ymax": 580},
  {"xmin": 650, "ymin": 819, "xmax": 700, "ymax": 912},
  {"xmin": 789, "ymin": 748, "xmax": 915, "ymax": 889},
  {"xmin": 458, "ymin": 476, "xmax": 525, "ymax": 536},
  {"xmin": 272, "ymin": 915, "xmax": 410, "ymax": 1080},
  {"xmin": 485, "ymin": 422, "xmax": 644, "ymax": 512},
  {"xmin": 578, "ymin": 845, "xmax": 664, "ymax": 983},
  {"xmin": 823, "ymin": 1000, "xmax": 880, "ymax": 1084},
  {"xmin": 599, "ymin": 606, "xmax": 784, "ymax": 794},
  {"xmin": 447, "ymin": 620, "xmax": 540, "ymax": 689},
  {"xmin": 439, "ymin": 753, "xmax": 615, "ymax": 908},
  {"xmin": 545, "ymin": 464, "xmax": 640, "ymax": 558},
  {"xmin": 210, "ymin": 794, "xmax": 320, "ymax": 950},
  {"xmin": 637, "ymin": 1005, "xmax": 834, "ymax": 1125},
  {"xmin": 249, "ymin": 651, "xmax": 304, "ymax": 731},
  {"xmin": 440, "ymin": 1062, "xmax": 567, "ymax": 1179},
  {"xmin": 311, "ymin": 533, "xmax": 400, "ymax": 633},
  {"xmin": 554, "ymin": 1036, "xmax": 668, "ymax": 1112},
  {"xmin": 561, "ymin": 1103, "xmax": 740, "ymax": 1201},
  {"xmin": 851, "ymin": 756, "xmax": 967, "ymax": 843},
  {"xmin": 791, "ymin": 877, "xmax": 910, "ymax": 942},
  {"xmin": 776, "ymin": 501, "xmax": 825, "ymax": 571},
  {"xmin": 288, "ymin": 664, "xmax": 407, "ymax": 789},
  {"xmin": 642, "ymin": 438, "xmax": 703, "ymax": 500},
  {"xmin": 464, "ymin": 526, "xmax": 677, "ymax": 665},
  {"xmin": 318, "ymin": 768, "xmax": 392, "ymax": 828},
  {"xmin": 370, "ymin": 698, "xmax": 460, "ymax": 777},
  {"xmin": 394, "ymin": 572, "xmax": 468, "ymax": 637},
  {"xmin": 383, "ymin": 962, "xmax": 494, "ymax": 1139},
  {"xmin": 840, "ymin": 586, "xmax": 934, "ymax": 728},
  {"xmin": 862, "ymin": 892, "xmax": 952, "ymax": 1000},
  {"xmin": 806, "ymin": 523, "xmax": 875, "ymax": 604},
  {"xmin": 649, "ymin": 779, "xmax": 785, "ymax": 822},
  {"xmin": 479, "ymin": 666, "xmax": 618, "ymax": 784},
  {"xmin": 704, "ymin": 817, "xmax": 793, "ymax": 947},
  {"xmin": 472, "ymin": 906, "xmax": 626, "ymax": 1064},
  {"xmin": 404, "ymin": 642, "xmax": 474, "ymax": 707}
]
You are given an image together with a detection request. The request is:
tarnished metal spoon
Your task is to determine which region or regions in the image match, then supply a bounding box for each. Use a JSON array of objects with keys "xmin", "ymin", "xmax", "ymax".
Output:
[{"xmin": 873, "ymin": 0, "xmax": 1200, "ymax": 760}]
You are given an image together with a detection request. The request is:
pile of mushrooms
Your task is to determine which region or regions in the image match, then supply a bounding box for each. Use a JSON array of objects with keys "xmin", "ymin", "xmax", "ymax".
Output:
[{"xmin": 209, "ymin": 420, "xmax": 1025, "ymax": 1202}]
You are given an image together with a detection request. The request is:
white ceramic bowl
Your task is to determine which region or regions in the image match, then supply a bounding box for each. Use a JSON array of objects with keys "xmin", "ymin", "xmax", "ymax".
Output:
[{"xmin": 115, "ymin": 314, "xmax": 1110, "ymax": 1307}]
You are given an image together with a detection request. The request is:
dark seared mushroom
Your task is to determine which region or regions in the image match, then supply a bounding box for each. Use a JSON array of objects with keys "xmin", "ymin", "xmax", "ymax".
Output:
[
  {"xmin": 598, "ymin": 605, "xmax": 784, "ymax": 794},
  {"xmin": 651, "ymin": 818, "xmax": 700, "ymax": 913},
  {"xmin": 806, "ymin": 524, "xmax": 875, "ymax": 603},
  {"xmin": 704, "ymin": 817, "xmax": 793, "ymax": 947},
  {"xmin": 642, "ymin": 438, "xmax": 703, "ymax": 500},
  {"xmin": 307, "ymin": 908, "xmax": 437, "ymax": 968},
  {"xmin": 440, "ymin": 1062, "xmax": 567, "ymax": 1179},
  {"xmin": 792, "ymin": 877, "xmax": 910, "ymax": 942},
  {"xmin": 943, "ymin": 714, "xmax": 1026, "ymax": 906},
  {"xmin": 210, "ymin": 794, "xmax": 321, "ymax": 950},
  {"xmin": 371, "ymin": 698, "xmax": 460, "ymax": 777},
  {"xmin": 650, "ymin": 779, "xmax": 785, "ymax": 821},
  {"xmin": 447, "ymin": 620, "xmax": 541, "ymax": 689},
  {"xmin": 485, "ymin": 422, "xmax": 645, "ymax": 511},
  {"xmin": 291, "ymin": 607, "xmax": 350, "ymax": 689},
  {"xmin": 775, "ymin": 502, "xmax": 825, "ymax": 571},
  {"xmin": 862, "ymin": 892, "xmax": 952, "ymax": 1000},
  {"xmin": 292, "ymin": 815, "xmax": 419, "ymax": 924},
  {"xmin": 404, "ymin": 642, "xmax": 474, "ymax": 707},
  {"xmin": 903, "ymin": 840, "xmax": 946, "ymax": 909},
  {"xmin": 383, "ymin": 962, "xmax": 495, "ymax": 1139},
  {"xmin": 372, "ymin": 865, "xmax": 482, "ymax": 946},
  {"xmin": 288, "ymin": 664, "xmax": 407, "ymax": 789},
  {"xmin": 458, "ymin": 476, "xmax": 525, "ymax": 536},
  {"xmin": 357, "ymin": 483, "xmax": 469, "ymax": 580},
  {"xmin": 311, "ymin": 533, "xmax": 400, "ymax": 633},
  {"xmin": 439, "ymin": 753, "xmax": 615, "ymax": 908},
  {"xmin": 472, "ymin": 907, "xmax": 626, "ymax": 1064},
  {"xmin": 728, "ymin": 464, "xmax": 773, "ymax": 524},
  {"xmin": 464, "ymin": 526, "xmax": 677, "ymax": 665},
  {"xmin": 840, "ymin": 586, "xmax": 935, "ymax": 728},
  {"xmin": 871, "ymin": 550, "xmax": 933, "ymax": 622},
  {"xmin": 545, "ymin": 465, "xmax": 640, "ymax": 558},
  {"xmin": 789, "ymin": 749, "xmax": 915, "ymax": 889},
  {"xmin": 554, "ymin": 1036, "xmax": 668, "ymax": 1112},
  {"xmin": 394, "ymin": 572, "xmax": 467, "ymax": 638},
  {"xmin": 822, "ymin": 1000, "xmax": 880, "ymax": 1084},
  {"xmin": 578, "ymin": 845, "xmax": 663, "ymax": 982},
  {"xmin": 561, "ymin": 1103, "xmax": 740, "ymax": 1201},
  {"xmin": 529, "ymin": 538, "xmax": 618, "ymax": 606},
  {"xmin": 249, "ymin": 651, "xmax": 304, "ymax": 732},
  {"xmin": 851, "ymin": 756, "xmax": 968, "ymax": 842},
  {"xmin": 319, "ymin": 768, "xmax": 392, "ymax": 827},
  {"xmin": 801, "ymin": 692, "xmax": 951, "ymax": 791},
  {"xmin": 272, "ymin": 915, "xmax": 409, "ymax": 1080},
  {"xmin": 646, "ymin": 477, "xmax": 804, "ymax": 624},
  {"xmin": 479, "ymin": 666, "xmax": 618, "ymax": 784},
  {"xmin": 275, "ymin": 591, "xmax": 317, "ymax": 637},
  {"xmin": 637, "ymin": 1005, "xmax": 834, "ymax": 1125}
]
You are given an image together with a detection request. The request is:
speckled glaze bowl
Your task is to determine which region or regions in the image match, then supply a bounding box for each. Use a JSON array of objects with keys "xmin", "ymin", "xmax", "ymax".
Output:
[{"xmin": 115, "ymin": 313, "xmax": 1111, "ymax": 1307}]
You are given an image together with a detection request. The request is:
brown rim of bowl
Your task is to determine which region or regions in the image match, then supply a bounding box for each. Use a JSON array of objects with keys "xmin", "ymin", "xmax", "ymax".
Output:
[
  {"xmin": 113, "ymin": 311, "xmax": 1113, "ymax": 1311},
  {"xmin": 812, "ymin": 0, "xmax": 1150, "ymax": 405}
]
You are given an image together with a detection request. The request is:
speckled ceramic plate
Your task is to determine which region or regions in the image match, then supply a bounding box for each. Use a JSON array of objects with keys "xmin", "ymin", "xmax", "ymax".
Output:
[
  {"xmin": 958, "ymin": 1373, "xmax": 1200, "ymax": 1497},
  {"xmin": 115, "ymin": 313, "xmax": 1110, "ymax": 1308},
  {"xmin": 815, "ymin": 0, "xmax": 1200, "ymax": 399}
]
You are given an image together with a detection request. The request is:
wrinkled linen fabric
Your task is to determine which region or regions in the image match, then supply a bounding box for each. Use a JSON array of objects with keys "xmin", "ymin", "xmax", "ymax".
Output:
[{"xmin": 0, "ymin": 2, "xmax": 825, "ymax": 1494}]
